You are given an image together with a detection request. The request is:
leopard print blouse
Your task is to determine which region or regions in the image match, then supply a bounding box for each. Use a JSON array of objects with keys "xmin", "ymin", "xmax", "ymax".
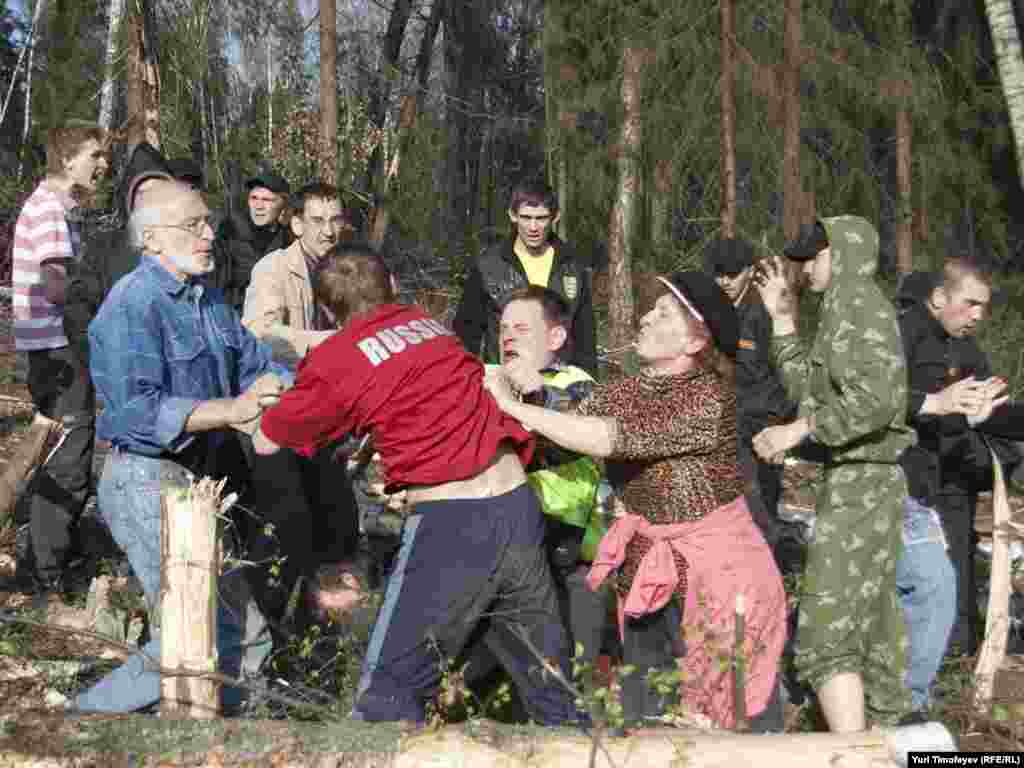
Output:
[{"xmin": 577, "ymin": 367, "xmax": 744, "ymax": 599}]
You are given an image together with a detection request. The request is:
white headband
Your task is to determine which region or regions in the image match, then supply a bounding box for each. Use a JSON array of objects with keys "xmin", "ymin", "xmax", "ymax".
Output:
[{"xmin": 656, "ymin": 276, "xmax": 705, "ymax": 324}]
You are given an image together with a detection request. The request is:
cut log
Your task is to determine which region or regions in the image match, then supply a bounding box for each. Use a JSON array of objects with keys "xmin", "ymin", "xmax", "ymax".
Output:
[
  {"xmin": 393, "ymin": 723, "xmax": 955, "ymax": 768},
  {"xmin": 160, "ymin": 476, "xmax": 225, "ymax": 718},
  {"xmin": 0, "ymin": 412, "xmax": 65, "ymax": 528}
]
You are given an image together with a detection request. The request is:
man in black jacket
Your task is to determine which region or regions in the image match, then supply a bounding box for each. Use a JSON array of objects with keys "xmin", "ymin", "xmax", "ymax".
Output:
[
  {"xmin": 453, "ymin": 178, "xmax": 596, "ymax": 375},
  {"xmin": 896, "ymin": 257, "xmax": 1020, "ymax": 669},
  {"xmin": 705, "ymin": 238, "xmax": 797, "ymax": 552},
  {"xmin": 213, "ymin": 169, "xmax": 292, "ymax": 312}
]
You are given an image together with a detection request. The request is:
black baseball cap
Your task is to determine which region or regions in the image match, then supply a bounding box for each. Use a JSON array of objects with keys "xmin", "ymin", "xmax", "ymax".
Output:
[
  {"xmin": 705, "ymin": 238, "xmax": 757, "ymax": 276},
  {"xmin": 657, "ymin": 271, "xmax": 740, "ymax": 359},
  {"xmin": 783, "ymin": 220, "xmax": 830, "ymax": 262},
  {"xmin": 167, "ymin": 158, "xmax": 203, "ymax": 188},
  {"xmin": 245, "ymin": 169, "xmax": 290, "ymax": 196}
]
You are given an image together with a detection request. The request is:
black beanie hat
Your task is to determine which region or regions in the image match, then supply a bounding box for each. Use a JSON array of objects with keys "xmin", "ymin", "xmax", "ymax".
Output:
[
  {"xmin": 245, "ymin": 168, "xmax": 290, "ymax": 196},
  {"xmin": 657, "ymin": 271, "xmax": 740, "ymax": 359},
  {"xmin": 783, "ymin": 220, "xmax": 830, "ymax": 262},
  {"xmin": 704, "ymin": 237, "xmax": 756, "ymax": 276}
]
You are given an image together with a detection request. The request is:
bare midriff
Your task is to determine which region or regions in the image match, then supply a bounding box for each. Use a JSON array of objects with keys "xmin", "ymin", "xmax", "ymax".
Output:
[{"xmin": 405, "ymin": 442, "xmax": 526, "ymax": 505}]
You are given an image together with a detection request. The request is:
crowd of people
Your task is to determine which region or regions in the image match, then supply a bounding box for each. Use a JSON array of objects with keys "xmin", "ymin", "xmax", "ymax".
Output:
[{"xmin": 9, "ymin": 120, "xmax": 1019, "ymax": 732}]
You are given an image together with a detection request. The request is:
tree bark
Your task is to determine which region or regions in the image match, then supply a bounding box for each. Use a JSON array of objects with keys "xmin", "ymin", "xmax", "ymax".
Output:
[
  {"xmin": 607, "ymin": 46, "xmax": 645, "ymax": 355},
  {"xmin": 720, "ymin": 0, "xmax": 737, "ymax": 238},
  {"xmin": 781, "ymin": 0, "xmax": 801, "ymax": 241},
  {"xmin": 98, "ymin": 0, "xmax": 126, "ymax": 132},
  {"xmin": 895, "ymin": 107, "xmax": 912, "ymax": 273},
  {"xmin": 124, "ymin": 0, "xmax": 160, "ymax": 149},
  {"xmin": 984, "ymin": 0, "xmax": 1024, "ymax": 190},
  {"xmin": 320, "ymin": 0, "xmax": 338, "ymax": 185}
]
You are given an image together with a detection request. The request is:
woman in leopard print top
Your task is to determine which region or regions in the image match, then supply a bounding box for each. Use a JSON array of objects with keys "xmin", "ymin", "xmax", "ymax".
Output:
[{"xmin": 486, "ymin": 271, "xmax": 786, "ymax": 730}]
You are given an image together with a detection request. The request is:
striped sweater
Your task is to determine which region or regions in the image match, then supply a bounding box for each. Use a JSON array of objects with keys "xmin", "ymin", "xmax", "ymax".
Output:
[{"xmin": 12, "ymin": 181, "xmax": 81, "ymax": 351}]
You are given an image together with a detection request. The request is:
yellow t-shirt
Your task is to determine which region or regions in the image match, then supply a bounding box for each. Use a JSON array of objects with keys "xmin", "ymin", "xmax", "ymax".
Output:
[{"xmin": 515, "ymin": 240, "xmax": 555, "ymax": 288}]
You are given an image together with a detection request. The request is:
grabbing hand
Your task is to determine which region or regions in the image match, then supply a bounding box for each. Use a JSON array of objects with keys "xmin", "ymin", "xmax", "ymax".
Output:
[
  {"xmin": 502, "ymin": 357, "xmax": 544, "ymax": 397},
  {"xmin": 483, "ymin": 365, "xmax": 518, "ymax": 412},
  {"xmin": 233, "ymin": 373, "xmax": 286, "ymax": 425}
]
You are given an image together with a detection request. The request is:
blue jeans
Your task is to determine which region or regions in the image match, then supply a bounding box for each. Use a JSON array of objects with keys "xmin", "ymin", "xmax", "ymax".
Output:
[
  {"xmin": 74, "ymin": 450, "xmax": 245, "ymax": 713},
  {"xmin": 895, "ymin": 496, "xmax": 956, "ymax": 712}
]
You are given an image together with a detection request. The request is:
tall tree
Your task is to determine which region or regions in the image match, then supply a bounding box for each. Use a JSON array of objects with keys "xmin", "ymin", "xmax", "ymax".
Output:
[
  {"xmin": 606, "ymin": 45, "xmax": 646, "ymax": 354},
  {"xmin": 720, "ymin": 0, "xmax": 737, "ymax": 237},
  {"xmin": 320, "ymin": 0, "xmax": 338, "ymax": 185},
  {"xmin": 98, "ymin": 0, "xmax": 126, "ymax": 131},
  {"xmin": 18, "ymin": 0, "xmax": 46, "ymax": 177},
  {"xmin": 781, "ymin": 0, "xmax": 801, "ymax": 241},
  {"xmin": 984, "ymin": 0, "xmax": 1024, "ymax": 190},
  {"xmin": 125, "ymin": 0, "xmax": 160, "ymax": 148}
]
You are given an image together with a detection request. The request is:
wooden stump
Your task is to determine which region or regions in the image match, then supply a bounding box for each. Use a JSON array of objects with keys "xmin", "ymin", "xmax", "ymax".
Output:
[
  {"xmin": 160, "ymin": 476, "xmax": 225, "ymax": 718},
  {"xmin": 0, "ymin": 412, "xmax": 64, "ymax": 528}
]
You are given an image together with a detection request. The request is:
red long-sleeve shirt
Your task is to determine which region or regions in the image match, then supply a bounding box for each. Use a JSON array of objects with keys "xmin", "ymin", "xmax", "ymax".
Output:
[{"xmin": 260, "ymin": 303, "xmax": 534, "ymax": 489}]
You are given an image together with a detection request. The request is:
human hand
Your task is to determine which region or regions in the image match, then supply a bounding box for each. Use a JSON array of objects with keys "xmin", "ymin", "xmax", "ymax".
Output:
[
  {"xmin": 752, "ymin": 420, "xmax": 805, "ymax": 463},
  {"xmin": 483, "ymin": 365, "xmax": 518, "ymax": 412},
  {"xmin": 966, "ymin": 376, "xmax": 1009, "ymax": 426},
  {"xmin": 233, "ymin": 373, "xmax": 286, "ymax": 424},
  {"xmin": 933, "ymin": 376, "xmax": 992, "ymax": 416},
  {"xmin": 754, "ymin": 254, "xmax": 797, "ymax": 327},
  {"xmin": 502, "ymin": 357, "xmax": 545, "ymax": 396}
]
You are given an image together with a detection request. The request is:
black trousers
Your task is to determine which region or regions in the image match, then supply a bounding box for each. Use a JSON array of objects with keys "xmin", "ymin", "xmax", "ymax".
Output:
[
  {"xmin": 936, "ymin": 491, "xmax": 979, "ymax": 656},
  {"xmin": 353, "ymin": 485, "xmax": 579, "ymax": 725},
  {"xmin": 236, "ymin": 437, "xmax": 360, "ymax": 632},
  {"xmin": 738, "ymin": 436, "xmax": 785, "ymax": 551},
  {"xmin": 25, "ymin": 347, "xmax": 95, "ymax": 581}
]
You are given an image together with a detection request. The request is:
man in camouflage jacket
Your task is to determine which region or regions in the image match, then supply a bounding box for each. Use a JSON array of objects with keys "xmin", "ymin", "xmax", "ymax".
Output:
[{"xmin": 752, "ymin": 216, "xmax": 914, "ymax": 731}]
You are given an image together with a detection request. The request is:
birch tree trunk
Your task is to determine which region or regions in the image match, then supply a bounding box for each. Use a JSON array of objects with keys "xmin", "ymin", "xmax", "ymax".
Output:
[
  {"xmin": 985, "ymin": 0, "xmax": 1024, "ymax": 189},
  {"xmin": 720, "ymin": 0, "xmax": 737, "ymax": 238},
  {"xmin": 781, "ymin": 0, "xmax": 801, "ymax": 241},
  {"xmin": 98, "ymin": 0, "xmax": 126, "ymax": 132},
  {"xmin": 606, "ymin": 46, "xmax": 646, "ymax": 355},
  {"xmin": 17, "ymin": 0, "xmax": 47, "ymax": 179},
  {"xmin": 320, "ymin": 0, "xmax": 338, "ymax": 185}
]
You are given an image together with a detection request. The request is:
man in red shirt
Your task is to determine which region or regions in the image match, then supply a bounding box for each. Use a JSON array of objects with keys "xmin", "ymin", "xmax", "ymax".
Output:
[{"xmin": 254, "ymin": 243, "xmax": 579, "ymax": 725}]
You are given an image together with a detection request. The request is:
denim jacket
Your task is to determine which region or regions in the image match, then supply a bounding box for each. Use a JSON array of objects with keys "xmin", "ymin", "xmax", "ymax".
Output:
[{"xmin": 88, "ymin": 255, "xmax": 291, "ymax": 456}]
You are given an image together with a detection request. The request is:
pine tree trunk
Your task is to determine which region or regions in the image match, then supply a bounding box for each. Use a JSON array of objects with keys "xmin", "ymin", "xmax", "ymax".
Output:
[
  {"xmin": 320, "ymin": 0, "xmax": 338, "ymax": 185},
  {"xmin": 720, "ymin": 0, "xmax": 737, "ymax": 238},
  {"xmin": 125, "ymin": 0, "xmax": 160, "ymax": 148},
  {"xmin": 984, "ymin": 0, "xmax": 1024, "ymax": 190},
  {"xmin": 98, "ymin": 0, "xmax": 126, "ymax": 132},
  {"xmin": 895, "ymin": 107, "xmax": 912, "ymax": 273},
  {"xmin": 266, "ymin": 36, "xmax": 273, "ymax": 156},
  {"xmin": 17, "ymin": 0, "xmax": 47, "ymax": 179},
  {"xmin": 607, "ymin": 46, "xmax": 645, "ymax": 355},
  {"xmin": 366, "ymin": 0, "xmax": 413, "ymax": 194},
  {"xmin": 781, "ymin": 0, "xmax": 801, "ymax": 241}
]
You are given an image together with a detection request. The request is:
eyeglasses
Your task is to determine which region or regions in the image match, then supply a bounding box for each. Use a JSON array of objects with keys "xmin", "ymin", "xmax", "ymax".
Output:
[
  {"xmin": 150, "ymin": 216, "xmax": 216, "ymax": 236},
  {"xmin": 304, "ymin": 216, "xmax": 351, "ymax": 233}
]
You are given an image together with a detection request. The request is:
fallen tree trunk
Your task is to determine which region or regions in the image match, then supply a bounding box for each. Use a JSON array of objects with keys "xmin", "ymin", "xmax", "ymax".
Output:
[{"xmin": 0, "ymin": 412, "xmax": 65, "ymax": 528}]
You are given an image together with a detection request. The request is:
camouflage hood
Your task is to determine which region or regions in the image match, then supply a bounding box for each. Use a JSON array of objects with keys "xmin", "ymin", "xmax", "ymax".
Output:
[
  {"xmin": 818, "ymin": 215, "xmax": 879, "ymax": 309},
  {"xmin": 772, "ymin": 214, "xmax": 914, "ymax": 465}
]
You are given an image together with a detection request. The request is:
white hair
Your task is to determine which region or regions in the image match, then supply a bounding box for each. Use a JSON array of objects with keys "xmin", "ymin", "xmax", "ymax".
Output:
[{"xmin": 127, "ymin": 204, "xmax": 166, "ymax": 251}]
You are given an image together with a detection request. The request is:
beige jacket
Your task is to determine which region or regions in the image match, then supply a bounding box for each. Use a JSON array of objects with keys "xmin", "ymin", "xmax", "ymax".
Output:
[{"xmin": 242, "ymin": 240, "xmax": 332, "ymax": 368}]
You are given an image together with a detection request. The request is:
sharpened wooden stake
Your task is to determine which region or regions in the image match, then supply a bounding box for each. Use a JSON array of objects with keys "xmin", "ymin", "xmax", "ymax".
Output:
[
  {"xmin": 734, "ymin": 592, "xmax": 748, "ymax": 731},
  {"xmin": 160, "ymin": 476, "xmax": 225, "ymax": 718}
]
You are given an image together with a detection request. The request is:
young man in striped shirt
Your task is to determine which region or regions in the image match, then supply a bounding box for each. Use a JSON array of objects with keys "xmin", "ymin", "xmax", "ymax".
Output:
[{"xmin": 12, "ymin": 121, "xmax": 108, "ymax": 592}]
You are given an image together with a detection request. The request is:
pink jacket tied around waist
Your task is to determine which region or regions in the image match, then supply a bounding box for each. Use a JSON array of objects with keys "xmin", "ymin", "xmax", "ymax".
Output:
[{"xmin": 586, "ymin": 494, "xmax": 788, "ymax": 727}]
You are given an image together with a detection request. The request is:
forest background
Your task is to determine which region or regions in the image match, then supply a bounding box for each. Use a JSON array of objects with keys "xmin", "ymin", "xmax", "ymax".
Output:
[{"xmin": 3, "ymin": 0, "xmax": 1024, "ymax": 380}]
